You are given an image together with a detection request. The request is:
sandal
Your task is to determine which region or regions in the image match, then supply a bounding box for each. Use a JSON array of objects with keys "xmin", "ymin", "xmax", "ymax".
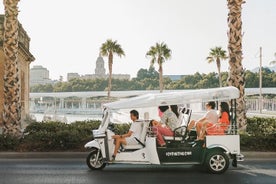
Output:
[{"xmin": 111, "ymin": 154, "xmax": 116, "ymax": 161}]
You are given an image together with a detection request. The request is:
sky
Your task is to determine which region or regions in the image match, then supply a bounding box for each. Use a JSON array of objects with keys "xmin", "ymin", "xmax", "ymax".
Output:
[{"xmin": 0, "ymin": 0, "xmax": 275, "ymax": 80}]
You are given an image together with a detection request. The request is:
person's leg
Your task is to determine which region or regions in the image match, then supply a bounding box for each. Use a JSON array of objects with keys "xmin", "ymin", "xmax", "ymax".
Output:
[
  {"xmin": 199, "ymin": 121, "xmax": 217, "ymax": 139},
  {"xmin": 113, "ymin": 138, "xmax": 126, "ymax": 156},
  {"xmin": 198, "ymin": 123, "xmax": 207, "ymax": 140},
  {"xmin": 154, "ymin": 126, "xmax": 164, "ymax": 146},
  {"xmin": 156, "ymin": 126, "xmax": 174, "ymax": 146},
  {"xmin": 188, "ymin": 120, "xmax": 196, "ymax": 131},
  {"xmin": 196, "ymin": 121, "xmax": 203, "ymax": 137}
]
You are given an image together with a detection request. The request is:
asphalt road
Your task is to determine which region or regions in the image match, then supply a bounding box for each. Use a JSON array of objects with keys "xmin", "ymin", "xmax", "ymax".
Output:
[{"xmin": 0, "ymin": 158, "xmax": 275, "ymax": 184}]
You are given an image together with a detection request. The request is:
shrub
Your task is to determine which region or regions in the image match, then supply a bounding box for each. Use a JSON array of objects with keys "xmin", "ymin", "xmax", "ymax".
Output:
[
  {"xmin": 20, "ymin": 120, "xmax": 101, "ymax": 151},
  {"xmin": 110, "ymin": 123, "xmax": 131, "ymax": 135},
  {"xmin": 246, "ymin": 117, "xmax": 276, "ymax": 136},
  {"xmin": 240, "ymin": 134, "xmax": 276, "ymax": 151},
  {"xmin": 240, "ymin": 117, "xmax": 276, "ymax": 151},
  {"xmin": 0, "ymin": 134, "xmax": 20, "ymax": 151}
]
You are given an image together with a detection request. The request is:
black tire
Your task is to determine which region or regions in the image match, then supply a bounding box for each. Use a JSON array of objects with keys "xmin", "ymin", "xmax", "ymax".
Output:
[
  {"xmin": 86, "ymin": 148, "xmax": 106, "ymax": 170},
  {"xmin": 205, "ymin": 151, "xmax": 229, "ymax": 174}
]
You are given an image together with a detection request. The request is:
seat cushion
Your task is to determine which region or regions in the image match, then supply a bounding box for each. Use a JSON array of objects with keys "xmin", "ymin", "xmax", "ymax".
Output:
[{"xmin": 123, "ymin": 144, "xmax": 144, "ymax": 150}]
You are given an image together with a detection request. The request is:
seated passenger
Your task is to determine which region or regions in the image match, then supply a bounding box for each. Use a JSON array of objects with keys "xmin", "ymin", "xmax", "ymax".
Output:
[
  {"xmin": 187, "ymin": 101, "xmax": 218, "ymax": 138},
  {"xmin": 206, "ymin": 102, "xmax": 230, "ymax": 135},
  {"xmin": 111, "ymin": 110, "xmax": 142, "ymax": 160},
  {"xmin": 152, "ymin": 105, "xmax": 179, "ymax": 147},
  {"xmin": 198, "ymin": 102, "xmax": 230, "ymax": 139}
]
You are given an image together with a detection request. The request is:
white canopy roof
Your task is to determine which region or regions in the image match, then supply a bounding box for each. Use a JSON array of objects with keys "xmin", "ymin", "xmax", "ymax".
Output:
[{"xmin": 104, "ymin": 86, "xmax": 240, "ymax": 110}]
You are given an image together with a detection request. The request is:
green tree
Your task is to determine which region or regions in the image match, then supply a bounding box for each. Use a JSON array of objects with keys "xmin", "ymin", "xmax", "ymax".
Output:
[
  {"xmin": 195, "ymin": 72, "xmax": 219, "ymax": 89},
  {"xmin": 146, "ymin": 42, "xmax": 172, "ymax": 92},
  {"xmin": 245, "ymin": 70, "xmax": 258, "ymax": 88},
  {"xmin": 100, "ymin": 39, "xmax": 125, "ymax": 98},
  {"xmin": 206, "ymin": 47, "xmax": 227, "ymax": 87},
  {"xmin": 136, "ymin": 66, "xmax": 159, "ymax": 81}
]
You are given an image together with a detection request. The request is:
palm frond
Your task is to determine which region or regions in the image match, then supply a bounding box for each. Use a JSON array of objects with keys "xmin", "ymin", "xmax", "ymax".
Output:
[
  {"xmin": 207, "ymin": 46, "xmax": 228, "ymax": 64},
  {"xmin": 100, "ymin": 39, "xmax": 125, "ymax": 58}
]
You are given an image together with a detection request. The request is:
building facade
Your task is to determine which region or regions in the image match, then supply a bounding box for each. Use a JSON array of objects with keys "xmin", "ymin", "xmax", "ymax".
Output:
[
  {"xmin": 67, "ymin": 54, "xmax": 130, "ymax": 81},
  {"xmin": 0, "ymin": 15, "xmax": 35, "ymax": 126},
  {"xmin": 95, "ymin": 54, "xmax": 106, "ymax": 77},
  {"xmin": 30, "ymin": 65, "xmax": 53, "ymax": 86},
  {"xmin": 67, "ymin": 73, "xmax": 80, "ymax": 81}
]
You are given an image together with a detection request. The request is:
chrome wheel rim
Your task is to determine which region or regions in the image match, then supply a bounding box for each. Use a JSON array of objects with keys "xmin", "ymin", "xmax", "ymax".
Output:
[
  {"xmin": 89, "ymin": 152, "xmax": 103, "ymax": 168},
  {"xmin": 209, "ymin": 154, "xmax": 226, "ymax": 172}
]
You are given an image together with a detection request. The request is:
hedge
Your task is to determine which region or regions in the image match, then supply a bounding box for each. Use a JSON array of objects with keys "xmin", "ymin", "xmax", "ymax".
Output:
[
  {"xmin": 0, "ymin": 117, "xmax": 275, "ymax": 152},
  {"xmin": 0, "ymin": 120, "xmax": 101, "ymax": 152},
  {"xmin": 240, "ymin": 117, "xmax": 276, "ymax": 151},
  {"xmin": 246, "ymin": 117, "xmax": 275, "ymax": 136}
]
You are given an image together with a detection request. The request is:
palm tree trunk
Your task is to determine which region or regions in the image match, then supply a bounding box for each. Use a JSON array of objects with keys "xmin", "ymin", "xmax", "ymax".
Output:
[
  {"xmin": 108, "ymin": 52, "xmax": 113, "ymax": 99},
  {"xmin": 3, "ymin": 0, "xmax": 21, "ymax": 136},
  {"xmin": 227, "ymin": 0, "xmax": 246, "ymax": 131},
  {"xmin": 216, "ymin": 58, "xmax": 222, "ymax": 87},
  {"xmin": 158, "ymin": 62, "xmax": 163, "ymax": 93}
]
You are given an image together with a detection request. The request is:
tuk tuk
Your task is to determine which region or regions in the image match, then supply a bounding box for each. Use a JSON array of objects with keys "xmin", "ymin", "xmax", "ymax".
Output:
[{"xmin": 84, "ymin": 86, "xmax": 244, "ymax": 174}]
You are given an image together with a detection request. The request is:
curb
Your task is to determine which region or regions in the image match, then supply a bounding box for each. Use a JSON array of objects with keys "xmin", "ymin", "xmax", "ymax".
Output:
[
  {"xmin": 0, "ymin": 151, "xmax": 275, "ymax": 159},
  {"xmin": 242, "ymin": 152, "xmax": 276, "ymax": 159}
]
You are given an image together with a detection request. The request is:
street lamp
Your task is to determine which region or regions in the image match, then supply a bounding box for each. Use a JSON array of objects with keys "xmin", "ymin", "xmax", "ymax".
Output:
[{"xmin": 259, "ymin": 47, "xmax": 263, "ymax": 114}]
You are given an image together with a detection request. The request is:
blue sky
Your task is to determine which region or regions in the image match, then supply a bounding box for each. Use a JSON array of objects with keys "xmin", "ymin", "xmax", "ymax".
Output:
[{"xmin": 0, "ymin": 0, "xmax": 275, "ymax": 80}]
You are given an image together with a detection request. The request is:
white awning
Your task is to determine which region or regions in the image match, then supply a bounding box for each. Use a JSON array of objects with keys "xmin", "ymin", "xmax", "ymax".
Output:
[{"xmin": 104, "ymin": 86, "xmax": 240, "ymax": 110}]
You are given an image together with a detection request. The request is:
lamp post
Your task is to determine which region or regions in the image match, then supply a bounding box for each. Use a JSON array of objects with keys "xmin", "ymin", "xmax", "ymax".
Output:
[{"xmin": 259, "ymin": 47, "xmax": 263, "ymax": 114}]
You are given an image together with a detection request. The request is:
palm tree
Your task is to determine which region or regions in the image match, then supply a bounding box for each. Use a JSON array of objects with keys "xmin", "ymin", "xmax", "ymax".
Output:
[
  {"xmin": 146, "ymin": 42, "xmax": 171, "ymax": 93},
  {"xmin": 206, "ymin": 47, "xmax": 228, "ymax": 87},
  {"xmin": 100, "ymin": 39, "xmax": 125, "ymax": 99},
  {"xmin": 2, "ymin": 0, "xmax": 21, "ymax": 136},
  {"xmin": 227, "ymin": 0, "xmax": 246, "ymax": 131},
  {"xmin": 269, "ymin": 53, "xmax": 276, "ymax": 65}
]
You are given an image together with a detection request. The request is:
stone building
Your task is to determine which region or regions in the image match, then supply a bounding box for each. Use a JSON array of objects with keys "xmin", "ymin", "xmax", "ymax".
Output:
[
  {"xmin": 67, "ymin": 73, "xmax": 80, "ymax": 81},
  {"xmin": 30, "ymin": 65, "xmax": 53, "ymax": 86},
  {"xmin": 0, "ymin": 15, "xmax": 35, "ymax": 126},
  {"xmin": 67, "ymin": 53, "xmax": 130, "ymax": 81},
  {"xmin": 95, "ymin": 54, "xmax": 106, "ymax": 77}
]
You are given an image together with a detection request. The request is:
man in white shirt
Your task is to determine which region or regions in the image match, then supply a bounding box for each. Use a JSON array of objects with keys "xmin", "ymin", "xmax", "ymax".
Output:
[{"xmin": 111, "ymin": 110, "xmax": 142, "ymax": 160}]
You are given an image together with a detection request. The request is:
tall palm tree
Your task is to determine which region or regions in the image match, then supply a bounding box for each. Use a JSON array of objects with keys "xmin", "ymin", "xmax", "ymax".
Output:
[
  {"xmin": 100, "ymin": 39, "xmax": 125, "ymax": 99},
  {"xmin": 206, "ymin": 47, "xmax": 228, "ymax": 87},
  {"xmin": 227, "ymin": 0, "xmax": 246, "ymax": 131},
  {"xmin": 2, "ymin": 0, "xmax": 21, "ymax": 136},
  {"xmin": 269, "ymin": 53, "xmax": 276, "ymax": 65},
  {"xmin": 146, "ymin": 42, "xmax": 171, "ymax": 93}
]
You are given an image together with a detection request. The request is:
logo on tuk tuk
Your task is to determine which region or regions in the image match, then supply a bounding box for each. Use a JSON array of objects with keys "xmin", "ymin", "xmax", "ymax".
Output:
[{"xmin": 165, "ymin": 151, "xmax": 192, "ymax": 157}]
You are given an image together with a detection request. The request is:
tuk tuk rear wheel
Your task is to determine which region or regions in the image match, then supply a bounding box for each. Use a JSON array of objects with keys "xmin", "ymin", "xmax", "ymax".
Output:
[
  {"xmin": 205, "ymin": 151, "xmax": 229, "ymax": 174},
  {"xmin": 86, "ymin": 148, "xmax": 106, "ymax": 170}
]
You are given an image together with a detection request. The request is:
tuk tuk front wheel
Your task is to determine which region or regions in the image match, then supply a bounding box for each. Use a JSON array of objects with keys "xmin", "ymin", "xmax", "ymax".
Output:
[
  {"xmin": 86, "ymin": 148, "xmax": 106, "ymax": 170},
  {"xmin": 205, "ymin": 151, "xmax": 229, "ymax": 174}
]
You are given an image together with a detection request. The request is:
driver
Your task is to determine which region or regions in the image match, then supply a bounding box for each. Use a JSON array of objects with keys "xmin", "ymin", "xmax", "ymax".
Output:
[{"xmin": 111, "ymin": 110, "xmax": 142, "ymax": 161}]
